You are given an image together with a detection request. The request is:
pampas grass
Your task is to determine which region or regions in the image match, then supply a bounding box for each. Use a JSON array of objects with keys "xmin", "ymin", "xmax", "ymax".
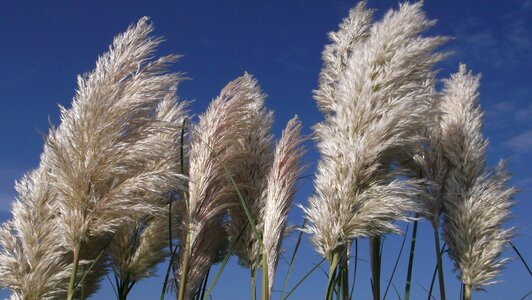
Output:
[
  {"xmin": 440, "ymin": 65, "xmax": 515, "ymax": 299},
  {"xmin": 261, "ymin": 116, "xmax": 305, "ymax": 295},
  {"xmin": 0, "ymin": 166, "xmax": 71, "ymax": 300},
  {"xmin": 175, "ymin": 74, "xmax": 261, "ymax": 299},
  {"xmin": 226, "ymin": 75, "xmax": 274, "ymax": 274},
  {"xmin": 110, "ymin": 95, "xmax": 189, "ymax": 299},
  {"xmin": 303, "ymin": 2, "xmax": 449, "ymax": 299},
  {"xmin": 304, "ymin": 0, "xmax": 446, "ymax": 258},
  {"xmin": 1, "ymin": 16, "xmax": 187, "ymax": 300},
  {"xmin": 0, "ymin": 3, "xmax": 523, "ymax": 300}
]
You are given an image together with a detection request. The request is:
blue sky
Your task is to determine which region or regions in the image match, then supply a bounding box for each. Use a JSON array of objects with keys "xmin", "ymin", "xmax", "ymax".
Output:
[{"xmin": 0, "ymin": 0, "xmax": 531, "ymax": 299}]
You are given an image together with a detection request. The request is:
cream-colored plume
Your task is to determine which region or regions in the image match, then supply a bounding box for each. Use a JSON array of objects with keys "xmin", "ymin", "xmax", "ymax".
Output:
[
  {"xmin": 226, "ymin": 74, "xmax": 274, "ymax": 270},
  {"xmin": 109, "ymin": 94, "xmax": 189, "ymax": 296},
  {"xmin": 175, "ymin": 74, "xmax": 261, "ymax": 297},
  {"xmin": 1, "ymin": 16, "xmax": 186, "ymax": 299},
  {"xmin": 441, "ymin": 65, "xmax": 515, "ymax": 289},
  {"xmin": 314, "ymin": 1, "xmax": 374, "ymax": 116},
  {"xmin": 303, "ymin": 1, "xmax": 448, "ymax": 258},
  {"xmin": 0, "ymin": 165, "xmax": 71, "ymax": 299},
  {"xmin": 262, "ymin": 116, "xmax": 305, "ymax": 293}
]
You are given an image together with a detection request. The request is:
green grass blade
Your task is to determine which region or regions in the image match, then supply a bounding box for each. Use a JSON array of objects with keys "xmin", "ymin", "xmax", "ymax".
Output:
[
  {"xmin": 510, "ymin": 241, "xmax": 532, "ymax": 277},
  {"xmin": 404, "ymin": 218, "xmax": 419, "ymax": 300},
  {"xmin": 160, "ymin": 244, "xmax": 179, "ymax": 300},
  {"xmin": 73, "ymin": 246, "xmax": 106, "ymax": 290},
  {"xmin": 416, "ymin": 281, "xmax": 435, "ymax": 300},
  {"xmin": 349, "ymin": 239, "xmax": 358, "ymax": 299},
  {"xmin": 326, "ymin": 252, "xmax": 340, "ymax": 300},
  {"xmin": 202, "ymin": 221, "xmax": 249, "ymax": 300},
  {"xmin": 427, "ymin": 243, "xmax": 445, "ymax": 300},
  {"xmin": 199, "ymin": 267, "xmax": 211, "ymax": 300},
  {"xmin": 280, "ymin": 218, "xmax": 307, "ymax": 299},
  {"xmin": 282, "ymin": 257, "xmax": 327, "ymax": 300},
  {"xmin": 106, "ymin": 273, "xmax": 119, "ymax": 299},
  {"xmin": 520, "ymin": 290, "xmax": 532, "ymax": 300},
  {"xmin": 383, "ymin": 223, "xmax": 409, "ymax": 299}
]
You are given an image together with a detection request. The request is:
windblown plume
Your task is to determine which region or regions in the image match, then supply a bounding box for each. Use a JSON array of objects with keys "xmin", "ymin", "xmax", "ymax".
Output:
[
  {"xmin": 0, "ymin": 165, "xmax": 71, "ymax": 299},
  {"xmin": 262, "ymin": 116, "xmax": 305, "ymax": 293},
  {"xmin": 176, "ymin": 74, "xmax": 259, "ymax": 297},
  {"xmin": 109, "ymin": 93, "xmax": 189, "ymax": 296},
  {"xmin": 47, "ymin": 17, "xmax": 186, "ymax": 252},
  {"xmin": 0, "ymin": 16, "xmax": 186, "ymax": 299},
  {"xmin": 411, "ymin": 99, "xmax": 448, "ymax": 226},
  {"xmin": 441, "ymin": 65, "xmax": 515, "ymax": 289},
  {"xmin": 226, "ymin": 74, "xmax": 275, "ymax": 270},
  {"xmin": 304, "ymin": 2, "xmax": 448, "ymax": 257},
  {"xmin": 314, "ymin": 1, "xmax": 374, "ymax": 115}
]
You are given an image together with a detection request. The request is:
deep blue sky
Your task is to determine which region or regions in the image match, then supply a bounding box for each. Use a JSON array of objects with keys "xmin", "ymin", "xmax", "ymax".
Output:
[{"xmin": 0, "ymin": 1, "xmax": 531, "ymax": 299}]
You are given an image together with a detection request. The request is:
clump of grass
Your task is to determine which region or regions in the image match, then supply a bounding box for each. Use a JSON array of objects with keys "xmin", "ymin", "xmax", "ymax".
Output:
[{"xmin": 0, "ymin": 4, "xmax": 524, "ymax": 300}]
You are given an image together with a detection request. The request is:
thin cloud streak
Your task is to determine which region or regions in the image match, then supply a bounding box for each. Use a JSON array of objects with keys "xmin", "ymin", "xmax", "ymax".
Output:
[{"xmin": 505, "ymin": 129, "xmax": 532, "ymax": 153}]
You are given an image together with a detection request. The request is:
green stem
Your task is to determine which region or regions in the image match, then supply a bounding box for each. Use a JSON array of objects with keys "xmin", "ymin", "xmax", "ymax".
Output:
[
  {"xmin": 427, "ymin": 242, "xmax": 446, "ymax": 300},
  {"xmin": 383, "ymin": 223, "xmax": 409, "ymax": 300},
  {"xmin": 161, "ymin": 245, "xmax": 179, "ymax": 300},
  {"xmin": 510, "ymin": 241, "xmax": 532, "ymax": 276},
  {"xmin": 404, "ymin": 218, "xmax": 418, "ymax": 300},
  {"xmin": 340, "ymin": 247, "xmax": 349, "ymax": 300},
  {"xmin": 177, "ymin": 226, "xmax": 191, "ymax": 300},
  {"xmin": 326, "ymin": 251, "xmax": 340, "ymax": 300},
  {"xmin": 433, "ymin": 225, "xmax": 446, "ymax": 300},
  {"xmin": 262, "ymin": 252, "xmax": 270, "ymax": 300},
  {"xmin": 370, "ymin": 237, "xmax": 381, "ymax": 300},
  {"xmin": 263, "ymin": 252, "xmax": 270, "ymax": 300},
  {"xmin": 349, "ymin": 240, "xmax": 358, "ymax": 299},
  {"xmin": 251, "ymin": 268, "xmax": 257, "ymax": 300},
  {"xmin": 463, "ymin": 284, "xmax": 471, "ymax": 300},
  {"xmin": 199, "ymin": 268, "xmax": 210, "ymax": 300},
  {"xmin": 67, "ymin": 242, "xmax": 81, "ymax": 300}
]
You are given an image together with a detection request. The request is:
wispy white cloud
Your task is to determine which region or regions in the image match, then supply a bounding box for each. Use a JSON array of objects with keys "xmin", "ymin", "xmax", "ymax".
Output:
[
  {"xmin": 515, "ymin": 176, "xmax": 532, "ymax": 191},
  {"xmin": 449, "ymin": 2, "xmax": 532, "ymax": 70},
  {"xmin": 0, "ymin": 167, "xmax": 25, "ymax": 213},
  {"xmin": 0, "ymin": 193, "xmax": 14, "ymax": 213},
  {"xmin": 505, "ymin": 129, "xmax": 532, "ymax": 153},
  {"xmin": 514, "ymin": 103, "xmax": 532, "ymax": 122}
]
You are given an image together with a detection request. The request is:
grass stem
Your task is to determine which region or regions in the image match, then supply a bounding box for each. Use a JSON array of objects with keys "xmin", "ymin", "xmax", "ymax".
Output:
[
  {"xmin": 262, "ymin": 253, "xmax": 270, "ymax": 300},
  {"xmin": 340, "ymin": 246, "xmax": 349, "ymax": 300},
  {"xmin": 370, "ymin": 236, "xmax": 381, "ymax": 300},
  {"xmin": 404, "ymin": 218, "xmax": 418, "ymax": 300},
  {"xmin": 251, "ymin": 268, "xmax": 257, "ymax": 300},
  {"xmin": 67, "ymin": 242, "xmax": 81, "ymax": 300},
  {"xmin": 464, "ymin": 284, "xmax": 471, "ymax": 300},
  {"xmin": 433, "ymin": 225, "xmax": 446, "ymax": 300},
  {"xmin": 326, "ymin": 251, "xmax": 340, "ymax": 300},
  {"xmin": 177, "ymin": 225, "xmax": 191, "ymax": 300}
]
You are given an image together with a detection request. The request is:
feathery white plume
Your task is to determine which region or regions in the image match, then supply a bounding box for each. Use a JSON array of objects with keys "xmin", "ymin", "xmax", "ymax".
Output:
[
  {"xmin": 441, "ymin": 65, "xmax": 515, "ymax": 289},
  {"xmin": 314, "ymin": 1, "xmax": 375, "ymax": 116},
  {"xmin": 226, "ymin": 74, "xmax": 274, "ymax": 270},
  {"xmin": 1, "ymin": 17, "xmax": 186, "ymax": 298},
  {"xmin": 0, "ymin": 166, "xmax": 71, "ymax": 299},
  {"xmin": 304, "ymin": 2, "xmax": 448, "ymax": 258},
  {"xmin": 110, "ymin": 93, "xmax": 189, "ymax": 296},
  {"xmin": 176, "ymin": 74, "xmax": 260, "ymax": 297},
  {"xmin": 262, "ymin": 116, "xmax": 305, "ymax": 293}
]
